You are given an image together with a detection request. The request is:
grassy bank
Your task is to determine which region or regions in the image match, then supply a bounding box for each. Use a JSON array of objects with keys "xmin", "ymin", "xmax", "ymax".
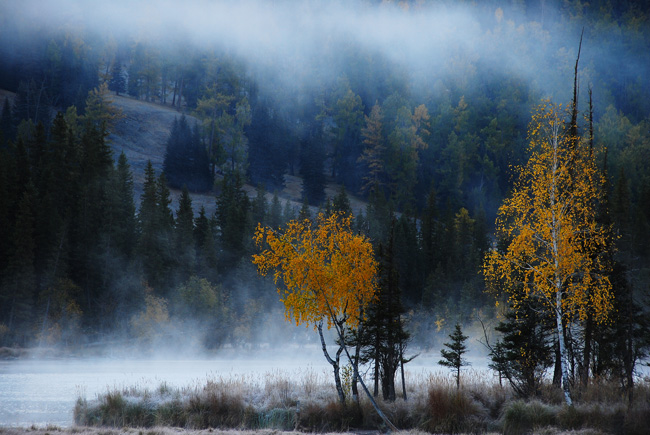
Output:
[{"xmin": 73, "ymin": 369, "xmax": 650, "ymax": 434}]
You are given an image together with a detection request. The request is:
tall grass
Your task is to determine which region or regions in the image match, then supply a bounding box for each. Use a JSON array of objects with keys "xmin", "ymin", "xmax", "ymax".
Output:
[{"xmin": 74, "ymin": 368, "xmax": 650, "ymax": 433}]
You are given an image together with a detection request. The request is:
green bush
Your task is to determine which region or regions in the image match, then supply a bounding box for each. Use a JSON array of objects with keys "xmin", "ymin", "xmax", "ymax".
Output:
[{"xmin": 502, "ymin": 400, "xmax": 556, "ymax": 435}]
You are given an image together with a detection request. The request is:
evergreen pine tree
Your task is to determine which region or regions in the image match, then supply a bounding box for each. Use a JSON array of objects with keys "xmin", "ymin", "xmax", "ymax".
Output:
[
  {"xmin": 282, "ymin": 199, "xmax": 295, "ymax": 223},
  {"xmin": 108, "ymin": 61, "xmax": 126, "ymax": 96},
  {"xmin": 194, "ymin": 206, "xmax": 218, "ymax": 280},
  {"xmin": 216, "ymin": 171, "xmax": 250, "ymax": 267},
  {"xmin": 439, "ymin": 323, "xmax": 470, "ymax": 389},
  {"xmin": 112, "ymin": 152, "xmax": 137, "ymax": 259},
  {"xmin": 175, "ymin": 186, "xmax": 195, "ymax": 280},
  {"xmin": 332, "ymin": 185, "xmax": 352, "ymax": 217},
  {"xmin": 7, "ymin": 184, "xmax": 37, "ymax": 343},
  {"xmin": 300, "ymin": 136, "xmax": 326, "ymax": 205},
  {"xmin": 268, "ymin": 192, "xmax": 282, "ymax": 229},
  {"xmin": 360, "ymin": 221, "xmax": 411, "ymax": 401},
  {"xmin": 138, "ymin": 161, "xmax": 163, "ymax": 289},
  {"xmin": 298, "ymin": 197, "xmax": 311, "ymax": 221},
  {"xmin": 251, "ymin": 184, "xmax": 268, "ymax": 227},
  {"xmin": 163, "ymin": 115, "xmax": 213, "ymax": 192},
  {"xmin": 0, "ymin": 97, "xmax": 15, "ymax": 143},
  {"xmin": 490, "ymin": 295, "xmax": 555, "ymax": 397}
]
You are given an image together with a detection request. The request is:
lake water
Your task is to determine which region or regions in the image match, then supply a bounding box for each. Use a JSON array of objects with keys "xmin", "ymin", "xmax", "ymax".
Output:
[
  {"xmin": 0, "ymin": 348, "xmax": 496, "ymax": 428},
  {"xmin": 0, "ymin": 350, "xmax": 335, "ymax": 428}
]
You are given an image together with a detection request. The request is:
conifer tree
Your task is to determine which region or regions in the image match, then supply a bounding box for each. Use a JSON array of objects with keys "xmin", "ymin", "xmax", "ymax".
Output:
[
  {"xmin": 298, "ymin": 197, "xmax": 312, "ymax": 222},
  {"xmin": 111, "ymin": 152, "xmax": 137, "ymax": 259},
  {"xmin": 490, "ymin": 293, "xmax": 555, "ymax": 397},
  {"xmin": 300, "ymin": 136, "xmax": 326, "ymax": 205},
  {"xmin": 163, "ymin": 115, "xmax": 212, "ymax": 192},
  {"xmin": 251, "ymin": 184, "xmax": 268, "ymax": 227},
  {"xmin": 0, "ymin": 97, "xmax": 15, "ymax": 142},
  {"xmin": 7, "ymin": 184, "xmax": 38, "ymax": 343},
  {"xmin": 175, "ymin": 186, "xmax": 195, "ymax": 280},
  {"xmin": 439, "ymin": 323, "xmax": 470, "ymax": 389},
  {"xmin": 361, "ymin": 220, "xmax": 411, "ymax": 401},
  {"xmin": 269, "ymin": 192, "xmax": 282, "ymax": 229},
  {"xmin": 216, "ymin": 171, "xmax": 250, "ymax": 266},
  {"xmin": 332, "ymin": 185, "xmax": 352, "ymax": 217},
  {"xmin": 282, "ymin": 200, "xmax": 295, "ymax": 223},
  {"xmin": 359, "ymin": 102, "xmax": 386, "ymax": 195},
  {"xmin": 108, "ymin": 61, "xmax": 126, "ymax": 96},
  {"xmin": 138, "ymin": 161, "xmax": 163, "ymax": 289}
]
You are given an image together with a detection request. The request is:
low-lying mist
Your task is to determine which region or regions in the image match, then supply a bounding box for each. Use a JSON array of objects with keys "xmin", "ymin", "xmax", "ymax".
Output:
[{"xmin": 3, "ymin": 0, "xmax": 642, "ymax": 112}]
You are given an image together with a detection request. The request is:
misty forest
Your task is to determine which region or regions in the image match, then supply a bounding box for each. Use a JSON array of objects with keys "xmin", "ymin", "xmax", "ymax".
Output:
[{"xmin": 1, "ymin": 0, "xmax": 650, "ymax": 433}]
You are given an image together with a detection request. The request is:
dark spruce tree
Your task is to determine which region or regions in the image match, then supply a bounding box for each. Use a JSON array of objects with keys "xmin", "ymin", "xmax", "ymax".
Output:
[
  {"xmin": 108, "ymin": 61, "xmax": 126, "ymax": 96},
  {"xmin": 489, "ymin": 294, "xmax": 555, "ymax": 398},
  {"xmin": 332, "ymin": 185, "xmax": 352, "ymax": 217},
  {"xmin": 163, "ymin": 115, "xmax": 213, "ymax": 192},
  {"xmin": 175, "ymin": 186, "xmax": 195, "ymax": 282},
  {"xmin": 360, "ymin": 221, "xmax": 411, "ymax": 401},
  {"xmin": 439, "ymin": 323, "xmax": 470, "ymax": 390},
  {"xmin": 110, "ymin": 152, "xmax": 137, "ymax": 260},
  {"xmin": 137, "ymin": 161, "xmax": 169, "ymax": 292},
  {"xmin": 247, "ymin": 98, "xmax": 289, "ymax": 190},
  {"xmin": 299, "ymin": 135, "xmax": 326, "ymax": 205},
  {"xmin": 5, "ymin": 183, "xmax": 37, "ymax": 345},
  {"xmin": 216, "ymin": 171, "xmax": 250, "ymax": 267},
  {"xmin": 1, "ymin": 97, "xmax": 15, "ymax": 143}
]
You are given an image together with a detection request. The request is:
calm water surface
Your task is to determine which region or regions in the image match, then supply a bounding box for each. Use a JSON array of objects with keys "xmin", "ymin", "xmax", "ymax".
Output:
[
  {"xmin": 0, "ymin": 353, "xmax": 330, "ymax": 428},
  {"xmin": 0, "ymin": 349, "xmax": 497, "ymax": 428}
]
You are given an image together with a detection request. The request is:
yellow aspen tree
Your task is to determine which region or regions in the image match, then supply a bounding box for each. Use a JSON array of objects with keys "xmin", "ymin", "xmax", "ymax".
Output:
[
  {"xmin": 253, "ymin": 212, "xmax": 397, "ymax": 430},
  {"xmin": 483, "ymin": 101, "xmax": 613, "ymax": 406}
]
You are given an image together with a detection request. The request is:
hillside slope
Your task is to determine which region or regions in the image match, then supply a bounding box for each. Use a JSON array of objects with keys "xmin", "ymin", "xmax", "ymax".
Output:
[
  {"xmin": 107, "ymin": 95, "xmax": 219, "ymax": 215},
  {"xmin": 108, "ymin": 95, "xmax": 367, "ymax": 218}
]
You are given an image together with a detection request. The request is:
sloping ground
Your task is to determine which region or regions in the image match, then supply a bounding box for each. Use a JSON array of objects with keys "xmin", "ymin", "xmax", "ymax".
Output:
[
  {"xmin": 1, "ymin": 90, "xmax": 366, "ymax": 218},
  {"xmin": 108, "ymin": 95, "xmax": 368, "ymax": 219},
  {"xmin": 0, "ymin": 89, "xmax": 15, "ymax": 105},
  {"xmin": 107, "ymin": 95, "xmax": 219, "ymax": 215}
]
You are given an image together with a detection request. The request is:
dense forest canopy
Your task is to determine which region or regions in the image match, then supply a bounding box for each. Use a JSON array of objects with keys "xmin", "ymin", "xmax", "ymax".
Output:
[{"xmin": 0, "ymin": 1, "xmax": 648, "ymax": 397}]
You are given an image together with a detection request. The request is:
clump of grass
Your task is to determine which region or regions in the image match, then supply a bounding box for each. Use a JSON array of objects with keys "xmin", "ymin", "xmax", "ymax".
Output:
[
  {"xmin": 184, "ymin": 380, "xmax": 247, "ymax": 428},
  {"xmin": 501, "ymin": 400, "xmax": 557, "ymax": 435},
  {"xmin": 295, "ymin": 399, "xmax": 361, "ymax": 431},
  {"xmin": 264, "ymin": 370, "xmax": 296, "ymax": 407},
  {"xmin": 257, "ymin": 407, "xmax": 296, "ymax": 429},
  {"xmin": 421, "ymin": 385, "xmax": 486, "ymax": 433}
]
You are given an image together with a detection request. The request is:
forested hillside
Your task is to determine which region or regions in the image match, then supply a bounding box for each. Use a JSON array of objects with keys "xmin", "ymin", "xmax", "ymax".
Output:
[{"xmin": 0, "ymin": 1, "xmax": 648, "ymax": 398}]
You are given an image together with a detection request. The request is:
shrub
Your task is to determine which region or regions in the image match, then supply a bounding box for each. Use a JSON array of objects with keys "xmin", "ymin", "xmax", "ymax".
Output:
[
  {"xmin": 502, "ymin": 400, "xmax": 556, "ymax": 435},
  {"xmin": 422, "ymin": 385, "xmax": 485, "ymax": 433}
]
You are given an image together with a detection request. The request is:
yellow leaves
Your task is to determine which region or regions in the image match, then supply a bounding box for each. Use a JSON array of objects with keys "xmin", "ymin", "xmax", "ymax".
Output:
[
  {"xmin": 484, "ymin": 101, "xmax": 614, "ymax": 325},
  {"xmin": 253, "ymin": 212, "xmax": 378, "ymax": 330}
]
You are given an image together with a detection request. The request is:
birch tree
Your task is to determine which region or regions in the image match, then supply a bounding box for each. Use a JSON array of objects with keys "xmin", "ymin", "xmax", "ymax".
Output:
[
  {"xmin": 483, "ymin": 101, "xmax": 613, "ymax": 406},
  {"xmin": 253, "ymin": 212, "xmax": 397, "ymax": 430}
]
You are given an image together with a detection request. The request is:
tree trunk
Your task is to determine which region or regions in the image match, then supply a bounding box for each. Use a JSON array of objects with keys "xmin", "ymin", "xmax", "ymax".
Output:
[
  {"xmin": 318, "ymin": 322, "xmax": 345, "ymax": 404},
  {"xmin": 335, "ymin": 324, "xmax": 397, "ymax": 430},
  {"xmin": 581, "ymin": 313, "xmax": 592, "ymax": 387},
  {"xmin": 373, "ymin": 342, "xmax": 379, "ymax": 397},
  {"xmin": 352, "ymin": 327, "xmax": 361, "ymax": 405},
  {"xmin": 178, "ymin": 77, "xmax": 184, "ymax": 110},
  {"xmin": 556, "ymin": 291, "xmax": 573, "ymax": 406},
  {"xmin": 400, "ymin": 348, "xmax": 407, "ymax": 400}
]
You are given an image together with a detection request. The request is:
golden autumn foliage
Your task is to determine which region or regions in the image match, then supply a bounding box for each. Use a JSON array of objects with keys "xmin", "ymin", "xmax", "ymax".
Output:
[
  {"xmin": 252, "ymin": 212, "xmax": 377, "ymax": 330},
  {"xmin": 483, "ymin": 101, "xmax": 614, "ymax": 405},
  {"xmin": 484, "ymin": 101, "xmax": 613, "ymax": 323}
]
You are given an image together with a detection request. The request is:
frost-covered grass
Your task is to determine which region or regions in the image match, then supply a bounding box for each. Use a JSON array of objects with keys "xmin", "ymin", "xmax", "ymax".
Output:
[{"xmin": 73, "ymin": 368, "xmax": 650, "ymax": 434}]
